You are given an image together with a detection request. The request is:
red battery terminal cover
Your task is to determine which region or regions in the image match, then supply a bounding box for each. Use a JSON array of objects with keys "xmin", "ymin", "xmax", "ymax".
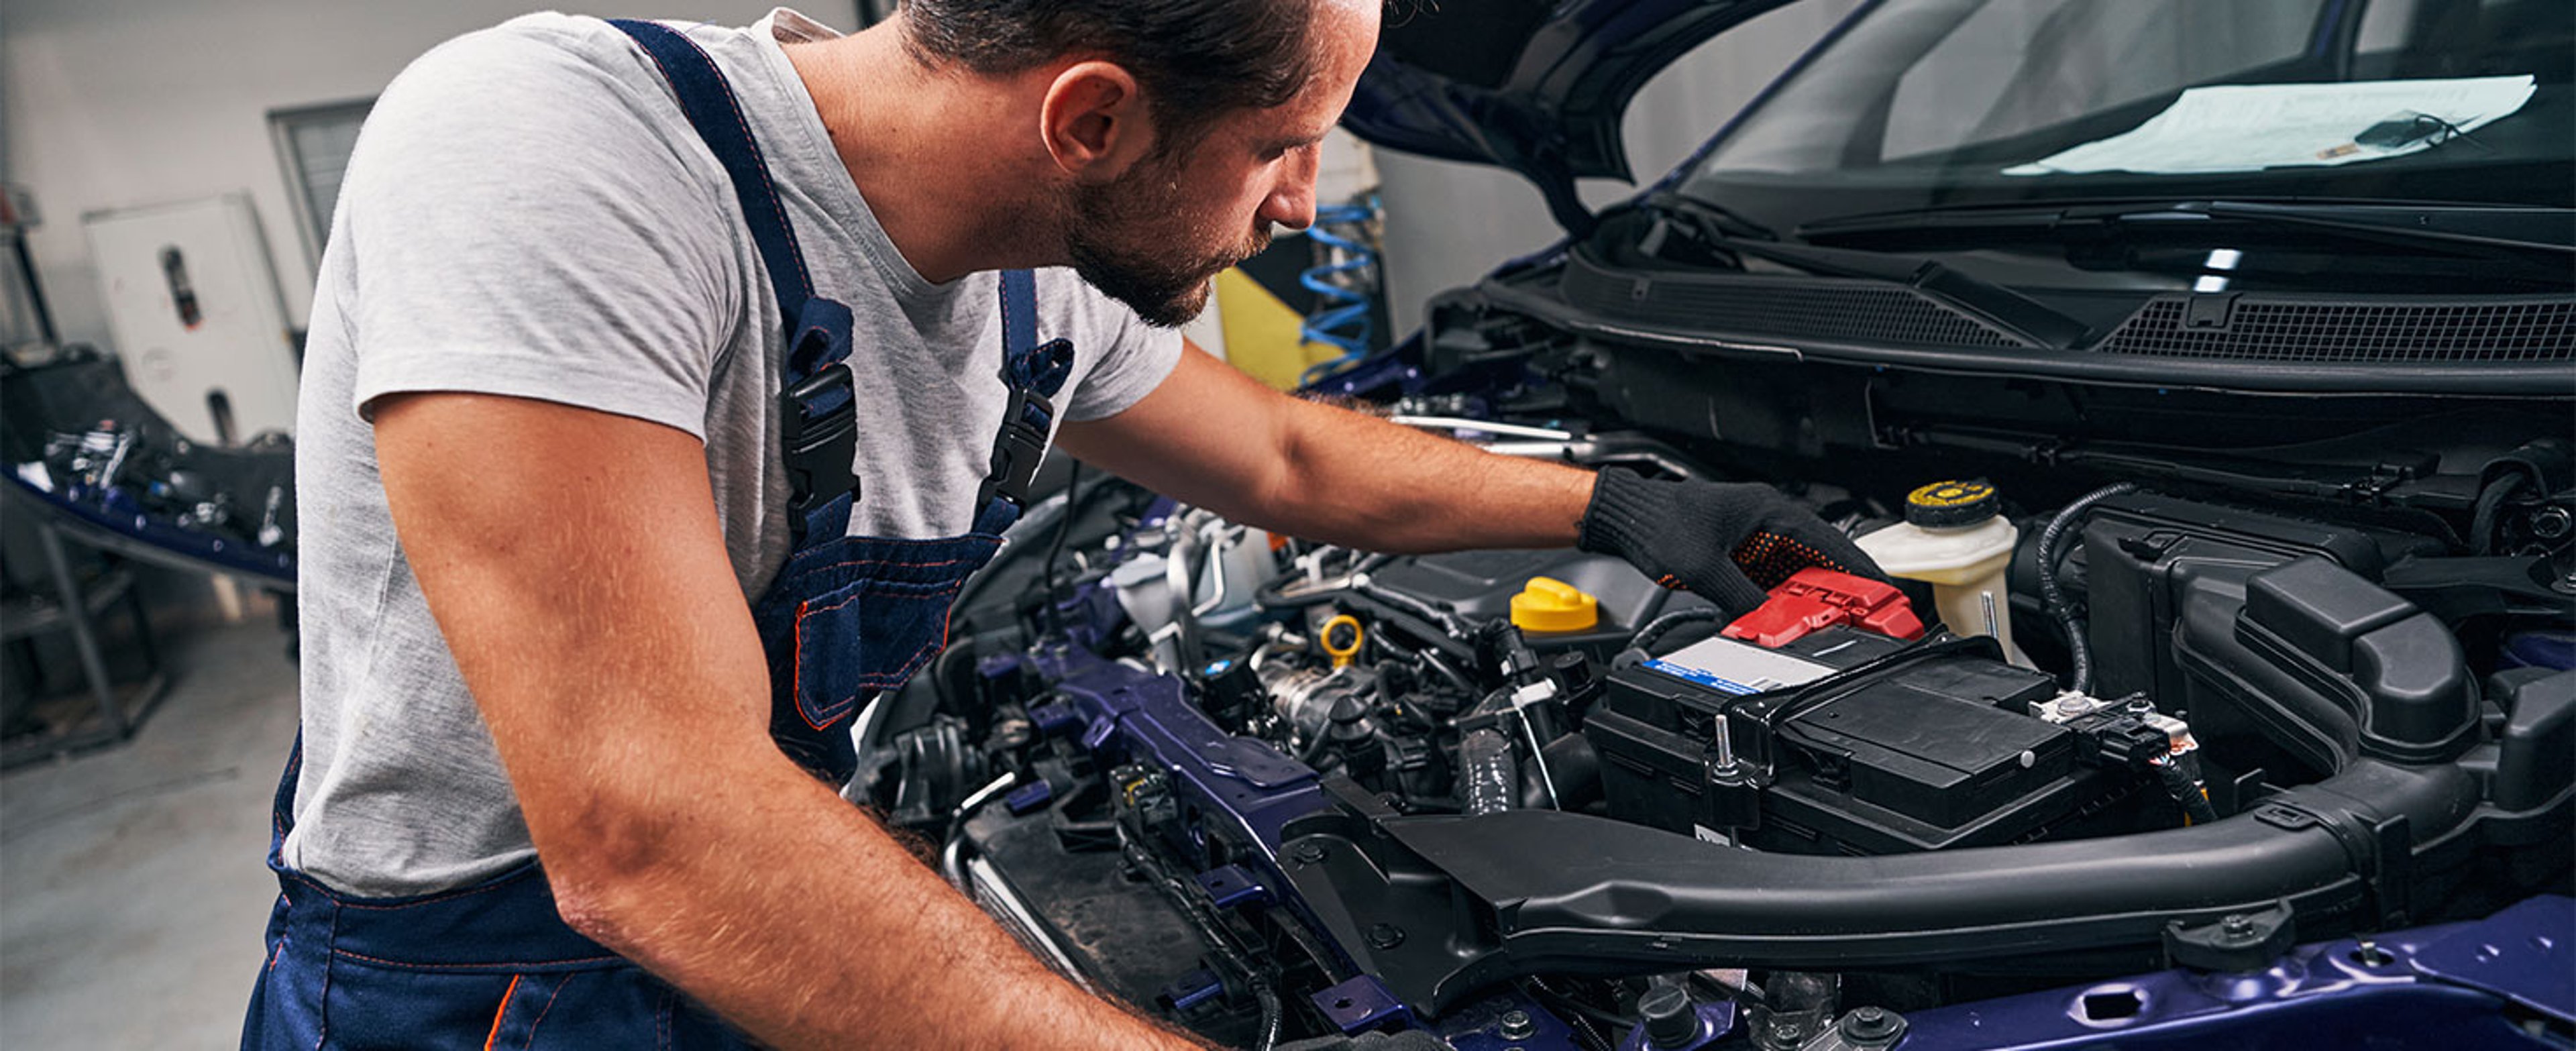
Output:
[{"xmin": 1721, "ymin": 567, "xmax": 1927, "ymax": 647}]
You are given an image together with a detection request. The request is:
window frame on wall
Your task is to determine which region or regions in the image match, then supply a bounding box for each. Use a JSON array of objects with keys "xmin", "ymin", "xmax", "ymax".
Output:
[{"xmin": 266, "ymin": 98, "xmax": 376, "ymax": 269}]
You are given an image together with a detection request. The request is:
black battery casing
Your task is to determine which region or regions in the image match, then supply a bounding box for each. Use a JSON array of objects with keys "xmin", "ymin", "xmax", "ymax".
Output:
[{"xmin": 1586, "ymin": 628, "xmax": 2140, "ymax": 853}]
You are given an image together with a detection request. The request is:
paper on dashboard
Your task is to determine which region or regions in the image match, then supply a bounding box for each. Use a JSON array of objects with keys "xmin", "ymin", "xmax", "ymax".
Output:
[{"xmin": 2004, "ymin": 75, "xmax": 2536, "ymax": 176}]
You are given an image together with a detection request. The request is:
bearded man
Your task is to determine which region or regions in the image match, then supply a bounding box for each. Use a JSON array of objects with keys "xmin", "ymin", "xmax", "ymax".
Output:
[{"xmin": 240, "ymin": 3, "xmax": 1876, "ymax": 1046}]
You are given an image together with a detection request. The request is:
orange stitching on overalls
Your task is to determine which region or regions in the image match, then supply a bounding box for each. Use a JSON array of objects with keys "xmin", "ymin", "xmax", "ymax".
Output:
[
  {"xmin": 803, "ymin": 575, "xmax": 967, "ymax": 618},
  {"xmin": 482, "ymin": 974, "xmax": 523, "ymax": 1051},
  {"xmin": 791, "ymin": 598, "xmax": 813, "ymax": 728},
  {"xmin": 808, "ymin": 553, "xmax": 980, "ymax": 575},
  {"xmin": 519, "ymin": 973, "xmax": 576, "ymax": 1050},
  {"xmin": 329, "ymin": 948, "xmax": 622, "ymax": 972}
]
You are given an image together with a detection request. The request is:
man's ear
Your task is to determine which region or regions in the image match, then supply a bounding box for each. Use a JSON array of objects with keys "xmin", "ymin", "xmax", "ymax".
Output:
[{"xmin": 1039, "ymin": 60, "xmax": 1157, "ymax": 183}]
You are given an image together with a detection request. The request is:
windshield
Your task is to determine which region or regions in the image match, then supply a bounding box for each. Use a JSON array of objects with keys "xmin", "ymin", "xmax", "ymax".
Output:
[{"xmin": 1680, "ymin": 0, "xmax": 2574, "ymax": 231}]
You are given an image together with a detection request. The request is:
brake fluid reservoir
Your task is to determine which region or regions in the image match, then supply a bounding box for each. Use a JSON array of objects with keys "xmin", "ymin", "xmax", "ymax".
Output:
[{"xmin": 1855, "ymin": 480, "xmax": 2026, "ymax": 665}]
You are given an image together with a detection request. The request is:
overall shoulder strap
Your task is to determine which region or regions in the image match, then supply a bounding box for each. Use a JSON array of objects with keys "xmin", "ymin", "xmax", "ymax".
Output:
[
  {"xmin": 971, "ymin": 271, "xmax": 1075, "ymax": 535},
  {"xmin": 610, "ymin": 18, "xmax": 859, "ymax": 543},
  {"xmin": 606, "ymin": 18, "xmax": 813, "ymax": 327}
]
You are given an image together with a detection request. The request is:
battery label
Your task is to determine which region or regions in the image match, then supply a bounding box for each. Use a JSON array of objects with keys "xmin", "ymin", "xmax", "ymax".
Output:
[{"xmin": 1642, "ymin": 635, "xmax": 1833, "ymax": 696}]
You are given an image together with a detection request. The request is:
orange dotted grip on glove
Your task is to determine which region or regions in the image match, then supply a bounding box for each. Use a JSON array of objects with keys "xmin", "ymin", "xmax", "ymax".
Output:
[{"xmin": 1731, "ymin": 531, "xmax": 1851, "ymax": 590}]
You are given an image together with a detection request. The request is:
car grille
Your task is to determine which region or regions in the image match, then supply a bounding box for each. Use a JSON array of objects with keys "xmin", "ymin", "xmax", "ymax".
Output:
[{"xmin": 2095, "ymin": 296, "xmax": 2576, "ymax": 364}]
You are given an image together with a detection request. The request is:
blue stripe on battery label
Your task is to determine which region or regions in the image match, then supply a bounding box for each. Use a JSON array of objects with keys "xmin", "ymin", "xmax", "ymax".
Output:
[{"xmin": 1642, "ymin": 659, "xmax": 1759, "ymax": 695}]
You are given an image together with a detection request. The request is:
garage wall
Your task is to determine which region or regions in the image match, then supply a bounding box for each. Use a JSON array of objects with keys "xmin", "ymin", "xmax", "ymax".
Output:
[
  {"xmin": 0, "ymin": 0, "xmax": 830, "ymax": 353},
  {"xmin": 1376, "ymin": 0, "xmax": 1865, "ymax": 337},
  {"xmin": 8, "ymin": 1, "xmax": 1866, "ymax": 356}
]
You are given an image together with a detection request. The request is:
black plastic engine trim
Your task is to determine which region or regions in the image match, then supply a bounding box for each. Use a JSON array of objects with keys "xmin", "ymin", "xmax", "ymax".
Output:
[{"xmin": 1279, "ymin": 759, "xmax": 2483, "ymax": 1015}]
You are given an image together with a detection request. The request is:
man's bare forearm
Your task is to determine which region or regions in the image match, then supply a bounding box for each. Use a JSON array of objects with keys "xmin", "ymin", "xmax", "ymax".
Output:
[
  {"xmin": 378, "ymin": 392, "xmax": 1200, "ymax": 1051},
  {"xmin": 1249, "ymin": 394, "xmax": 1593, "ymax": 553},
  {"xmin": 576, "ymin": 748, "xmax": 1203, "ymax": 1050}
]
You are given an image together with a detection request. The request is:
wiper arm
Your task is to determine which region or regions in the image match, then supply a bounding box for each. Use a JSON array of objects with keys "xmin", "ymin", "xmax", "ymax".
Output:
[
  {"xmin": 2185, "ymin": 201, "xmax": 2575, "ymax": 255},
  {"xmin": 1799, "ymin": 201, "xmax": 2576, "ymax": 256},
  {"xmin": 1633, "ymin": 192, "xmax": 2093, "ymax": 348},
  {"xmin": 1638, "ymin": 190, "xmax": 1781, "ymax": 241}
]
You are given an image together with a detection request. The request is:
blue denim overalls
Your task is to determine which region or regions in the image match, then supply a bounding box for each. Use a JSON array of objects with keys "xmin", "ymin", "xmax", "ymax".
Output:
[{"xmin": 239, "ymin": 19, "xmax": 1073, "ymax": 1048}]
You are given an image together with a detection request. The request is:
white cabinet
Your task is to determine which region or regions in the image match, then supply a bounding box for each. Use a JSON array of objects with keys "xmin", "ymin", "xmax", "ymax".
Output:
[{"xmin": 84, "ymin": 194, "xmax": 299, "ymax": 445}]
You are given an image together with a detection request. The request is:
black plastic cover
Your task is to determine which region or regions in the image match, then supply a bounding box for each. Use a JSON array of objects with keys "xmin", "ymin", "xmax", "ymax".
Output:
[
  {"xmin": 2493, "ymin": 669, "xmax": 2576, "ymax": 812},
  {"xmin": 2080, "ymin": 494, "xmax": 2396, "ymax": 710},
  {"xmin": 2233, "ymin": 557, "xmax": 2479, "ymax": 764}
]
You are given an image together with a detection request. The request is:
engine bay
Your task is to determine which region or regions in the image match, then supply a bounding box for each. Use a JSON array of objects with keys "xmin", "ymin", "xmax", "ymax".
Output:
[{"xmin": 857, "ymin": 391, "xmax": 2573, "ymax": 1049}]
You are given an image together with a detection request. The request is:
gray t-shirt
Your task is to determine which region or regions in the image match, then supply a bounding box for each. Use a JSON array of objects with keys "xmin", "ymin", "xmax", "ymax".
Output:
[{"xmin": 287, "ymin": 8, "xmax": 1182, "ymax": 896}]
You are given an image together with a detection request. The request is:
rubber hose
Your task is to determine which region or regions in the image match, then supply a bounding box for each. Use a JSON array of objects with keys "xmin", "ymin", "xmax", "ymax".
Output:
[
  {"xmin": 1460, "ymin": 728, "xmax": 1520, "ymax": 816},
  {"xmin": 1252, "ymin": 573, "xmax": 1348, "ymax": 610},
  {"xmin": 2036, "ymin": 482, "xmax": 2138, "ymax": 695},
  {"xmin": 1252, "ymin": 981, "xmax": 1283, "ymax": 1051},
  {"xmin": 1417, "ymin": 649, "xmax": 1478, "ymax": 696},
  {"xmin": 2469, "ymin": 474, "xmax": 2524, "ymax": 556}
]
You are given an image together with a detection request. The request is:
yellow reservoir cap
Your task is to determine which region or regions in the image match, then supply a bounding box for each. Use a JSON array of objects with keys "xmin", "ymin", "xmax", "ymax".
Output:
[{"xmin": 1511, "ymin": 576, "xmax": 1600, "ymax": 633}]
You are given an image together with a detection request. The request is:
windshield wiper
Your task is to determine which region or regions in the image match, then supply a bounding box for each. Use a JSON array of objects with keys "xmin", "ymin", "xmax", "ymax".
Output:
[
  {"xmin": 1630, "ymin": 192, "xmax": 2094, "ymax": 348},
  {"xmin": 1798, "ymin": 201, "xmax": 2576, "ymax": 256}
]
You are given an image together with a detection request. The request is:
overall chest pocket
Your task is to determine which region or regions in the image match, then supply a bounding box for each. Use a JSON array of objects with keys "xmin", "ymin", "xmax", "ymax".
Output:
[{"xmin": 771, "ymin": 535, "xmax": 1000, "ymax": 732}]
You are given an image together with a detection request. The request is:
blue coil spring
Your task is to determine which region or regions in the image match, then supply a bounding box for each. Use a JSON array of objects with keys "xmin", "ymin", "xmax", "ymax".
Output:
[{"xmin": 1297, "ymin": 195, "xmax": 1382, "ymax": 386}]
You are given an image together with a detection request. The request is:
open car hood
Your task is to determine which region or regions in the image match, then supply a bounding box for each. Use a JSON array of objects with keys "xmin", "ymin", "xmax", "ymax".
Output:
[{"xmin": 1342, "ymin": 0, "xmax": 1799, "ymax": 234}]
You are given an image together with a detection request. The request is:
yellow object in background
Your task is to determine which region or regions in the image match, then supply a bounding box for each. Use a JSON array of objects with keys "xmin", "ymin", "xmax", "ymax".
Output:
[
  {"xmin": 1213, "ymin": 268, "xmax": 1342, "ymax": 391},
  {"xmin": 1510, "ymin": 577, "xmax": 1600, "ymax": 633}
]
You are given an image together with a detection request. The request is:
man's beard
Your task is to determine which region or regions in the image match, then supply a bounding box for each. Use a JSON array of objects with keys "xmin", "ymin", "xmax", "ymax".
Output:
[{"xmin": 1064, "ymin": 160, "xmax": 1271, "ymax": 329}]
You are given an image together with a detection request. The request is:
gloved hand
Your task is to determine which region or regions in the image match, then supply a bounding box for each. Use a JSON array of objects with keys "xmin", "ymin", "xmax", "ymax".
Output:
[
  {"xmin": 1577, "ymin": 467, "xmax": 1885, "ymax": 617},
  {"xmin": 1273, "ymin": 1030, "xmax": 1455, "ymax": 1051}
]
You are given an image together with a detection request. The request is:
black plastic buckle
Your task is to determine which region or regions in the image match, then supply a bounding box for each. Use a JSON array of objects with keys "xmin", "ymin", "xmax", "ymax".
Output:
[
  {"xmin": 976, "ymin": 387, "xmax": 1054, "ymax": 511},
  {"xmin": 780, "ymin": 363, "xmax": 859, "ymax": 533}
]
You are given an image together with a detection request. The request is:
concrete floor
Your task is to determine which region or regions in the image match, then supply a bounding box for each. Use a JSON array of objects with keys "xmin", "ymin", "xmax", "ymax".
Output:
[{"xmin": 1, "ymin": 616, "xmax": 300, "ymax": 1046}]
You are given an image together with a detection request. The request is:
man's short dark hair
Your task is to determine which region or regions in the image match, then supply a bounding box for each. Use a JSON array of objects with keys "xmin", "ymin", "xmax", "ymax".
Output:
[{"xmin": 900, "ymin": 0, "xmax": 1320, "ymax": 150}]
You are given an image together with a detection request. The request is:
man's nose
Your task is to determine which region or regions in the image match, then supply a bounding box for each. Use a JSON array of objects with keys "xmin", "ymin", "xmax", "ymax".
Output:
[{"xmin": 1258, "ymin": 146, "xmax": 1321, "ymax": 231}]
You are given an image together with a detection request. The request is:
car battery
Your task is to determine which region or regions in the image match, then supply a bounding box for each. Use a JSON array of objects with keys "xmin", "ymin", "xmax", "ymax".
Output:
[{"xmin": 1587, "ymin": 625, "xmax": 2133, "ymax": 854}]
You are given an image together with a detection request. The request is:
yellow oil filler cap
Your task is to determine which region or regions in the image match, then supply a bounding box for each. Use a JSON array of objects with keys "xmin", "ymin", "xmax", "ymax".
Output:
[{"xmin": 1511, "ymin": 577, "xmax": 1599, "ymax": 633}]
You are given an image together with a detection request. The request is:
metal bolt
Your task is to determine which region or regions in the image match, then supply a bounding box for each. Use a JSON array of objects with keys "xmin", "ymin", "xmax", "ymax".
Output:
[
  {"xmin": 1497, "ymin": 1009, "xmax": 1537, "ymax": 1040},
  {"xmin": 2530, "ymin": 504, "xmax": 2572, "ymax": 541},
  {"xmin": 1841, "ymin": 1005, "xmax": 1902, "ymax": 1042},
  {"xmin": 1293, "ymin": 841, "xmax": 1329, "ymax": 865},
  {"xmin": 1366, "ymin": 923, "xmax": 1406, "ymax": 950},
  {"xmin": 2220, "ymin": 914, "xmax": 2255, "ymax": 939}
]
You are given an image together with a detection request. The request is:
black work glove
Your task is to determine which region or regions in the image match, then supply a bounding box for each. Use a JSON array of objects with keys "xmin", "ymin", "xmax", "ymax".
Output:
[
  {"xmin": 1578, "ymin": 467, "xmax": 1885, "ymax": 617},
  {"xmin": 1274, "ymin": 1031, "xmax": 1455, "ymax": 1051}
]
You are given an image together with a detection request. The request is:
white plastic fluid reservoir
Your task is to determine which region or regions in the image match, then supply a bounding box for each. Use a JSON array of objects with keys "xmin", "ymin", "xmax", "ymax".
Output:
[{"xmin": 1854, "ymin": 480, "xmax": 2027, "ymax": 665}]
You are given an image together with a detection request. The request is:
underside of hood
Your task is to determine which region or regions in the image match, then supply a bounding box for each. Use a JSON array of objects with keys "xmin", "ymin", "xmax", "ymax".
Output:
[{"xmin": 1341, "ymin": 0, "xmax": 1800, "ymax": 235}]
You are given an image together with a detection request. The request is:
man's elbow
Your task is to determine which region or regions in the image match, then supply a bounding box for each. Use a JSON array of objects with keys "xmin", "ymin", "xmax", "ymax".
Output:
[{"xmin": 537, "ymin": 791, "xmax": 692, "ymax": 952}]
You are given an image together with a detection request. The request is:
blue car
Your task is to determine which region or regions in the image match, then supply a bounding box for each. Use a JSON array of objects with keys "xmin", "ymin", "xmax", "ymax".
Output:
[{"xmin": 881, "ymin": 3, "xmax": 2576, "ymax": 1048}]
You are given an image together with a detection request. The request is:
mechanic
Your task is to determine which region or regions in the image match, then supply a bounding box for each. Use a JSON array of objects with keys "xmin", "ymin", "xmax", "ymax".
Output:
[{"xmin": 239, "ymin": 2, "xmax": 1879, "ymax": 1048}]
